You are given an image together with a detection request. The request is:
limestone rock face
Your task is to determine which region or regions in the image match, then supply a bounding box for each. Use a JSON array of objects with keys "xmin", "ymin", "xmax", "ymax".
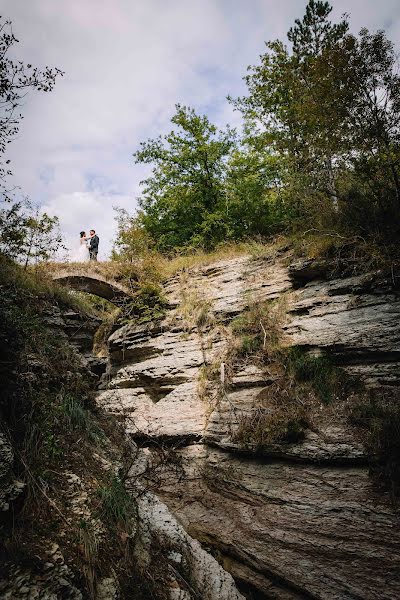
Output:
[
  {"xmin": 134, "ymin": 491, "xmax": 245, "ymax": 600},
  {"xmin": 99, "ymin": 253, "xmax": 400, "ymax": 599},
  {"xmin": 283, "ymin": 271, "xmax": 400, "ymax": 386},
  {"xmin": 0, "ymin": 432, "xmax": 24, "ymax": 512},
  {"xmin": 43, "ymin": 306, "xmax": 101, "ymax": 354},
  {"xmin": 156, "ymin": 445, "xmax": 400, "ymax": 600}
]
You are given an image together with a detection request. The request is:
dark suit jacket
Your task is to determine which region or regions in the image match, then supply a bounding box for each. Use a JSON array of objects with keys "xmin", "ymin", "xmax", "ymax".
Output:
[{"xmin": 90, "ymin": 235, "xmax": 99, "ymax": 252}]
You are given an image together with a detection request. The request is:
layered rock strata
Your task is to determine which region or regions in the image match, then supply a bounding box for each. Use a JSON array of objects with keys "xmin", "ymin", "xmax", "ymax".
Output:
[{"xmin": 98, "ymin": 253, "xmax": 400, "ymax": 599}]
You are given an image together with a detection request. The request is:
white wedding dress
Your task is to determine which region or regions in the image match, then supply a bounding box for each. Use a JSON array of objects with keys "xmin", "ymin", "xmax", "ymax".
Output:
[{"xmin": 71, "ymin": 238, "xmax": 89, "ymax": 262}]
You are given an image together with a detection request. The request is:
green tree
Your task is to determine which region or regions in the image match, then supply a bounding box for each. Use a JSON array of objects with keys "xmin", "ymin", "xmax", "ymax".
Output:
[
  {"xmin": 234, "ymin": 1, "xmax": 351, "ymax": 218},
  {"xmin": 235, "ymin": 0, "xmax": 400, "ymax": 238},
  {"xmin": 111, "ymin": 207, "xmax": 154, "ymax": 262},
  {"xmin": 0, "ymin": 199, "xmax": 63, "ymax": 266},
  {"xmin": 134, "ymin": 104, "xmax": 236, "ymax": 251},
  {"xmin": 224, "ymin": 139, "xmax": 285, "ymax": 238},
  {"xmin": 0, "ymin": 16, "xmax": 63, "ymax": 201},
  {"xmin": 22, "ymin": 204, "xmax": 63, "ymax": 267}
]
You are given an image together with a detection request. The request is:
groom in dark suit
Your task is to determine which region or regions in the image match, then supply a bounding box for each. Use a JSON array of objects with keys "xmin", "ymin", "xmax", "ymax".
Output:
[{"xmin": 89, "ymin": 229, "xmax": 99, "ymax": 261}]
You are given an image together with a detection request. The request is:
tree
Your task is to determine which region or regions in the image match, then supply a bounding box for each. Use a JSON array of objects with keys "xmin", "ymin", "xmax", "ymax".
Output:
[
  {"xmin": 0, "ymin": 16, "xmax": 63, "ymax": 201},
  {"xmin": 0, "ymin": 199, "xmax": 64, "ymax": 266},
  {"xmin": 234, "ymin": 1, "xmax": 351, "ymax": 215},
  {"xmin": 234, "ymin": 0, "xmax": 400, "ymax": 238},
  {"xmin": 134, "ymin": 104, "xmax": 237, "ymax": 250},
  {"xmin": 111, "ymin": 207, "xmax": 154, "ymax": 262},
  {"xmin": 224, "ymin": 138, "xmax": 285, "ymax": 238}
]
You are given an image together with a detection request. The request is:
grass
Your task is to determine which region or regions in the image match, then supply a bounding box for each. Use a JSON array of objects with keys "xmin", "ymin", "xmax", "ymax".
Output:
[
  {"xmin": 285, "ymin": 347, "xmax": 351, "ymax": 405},
  {"xmin": 177, "ymin": 283, "xmax": 214, "ymax": 334},
  {"xmin": 289, "ymin": 229, "xmax": 397, "ymax": 277},
  {"xmin": 229, "ymin": 298, "xmax": 284, "ymax": 363},
  {"xmin": 0, "ymin": 256, "xmax": 141, "ymax": 597},
  {"xmin": 233, "ymin": 387, "xmax": 309, "ymax": 450},
  {"xmin": 61, "ymin": 394, "xmax": 105, "ymax": 443},
  {"xmin": 98, "ymin": 474, "xmax": 135, "ymax": 527}
]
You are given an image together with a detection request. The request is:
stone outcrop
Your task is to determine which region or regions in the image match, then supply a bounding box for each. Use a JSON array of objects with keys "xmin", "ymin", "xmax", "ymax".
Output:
[
  {"xmin": 283, "ymin": 267, "xmax": 400, "ymax": 386},
  {"xmin": 0, "ymin": 432, "xmax": 24, "ymax": 512},
  {"xmin": 156, "ymin": 444, "xmax": 400, "ymax": 600},
  {"xmin": 133, "ymin": 490, "xmax": 245, "ymax": 600},
  {"xmin": 97, "ymin": 252, "xmax": 400, "ymax": 599}
]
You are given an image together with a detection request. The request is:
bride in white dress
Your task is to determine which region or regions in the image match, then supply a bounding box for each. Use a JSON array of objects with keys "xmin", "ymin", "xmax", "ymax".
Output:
[{"xmin": 71, "ymin": 231, "xmax": 89, "ymax": 262}]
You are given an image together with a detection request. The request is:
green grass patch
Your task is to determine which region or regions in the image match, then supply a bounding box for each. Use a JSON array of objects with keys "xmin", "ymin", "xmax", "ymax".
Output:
[
  {"xmin": 286, "ymin": 347, "xmax": 349, "ymax": 404},
  {"xmin": 61, "ymin": 394, "xmax": 104, "ymax": 443},
  {"xmin": 98, "ymin": 475, "xmax": 135, "ymax": 527}
]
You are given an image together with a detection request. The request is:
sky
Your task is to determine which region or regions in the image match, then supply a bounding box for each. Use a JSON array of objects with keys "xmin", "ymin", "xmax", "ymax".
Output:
[{"xmin": 2, "ymin": 0, "xmax": 400, "ymax": 259}]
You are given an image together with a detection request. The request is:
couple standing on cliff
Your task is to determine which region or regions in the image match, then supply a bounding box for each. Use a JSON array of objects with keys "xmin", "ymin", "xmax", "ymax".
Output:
[{"xmin": 73, "ymin": 229, "xmax": 99, "ymax": 262}]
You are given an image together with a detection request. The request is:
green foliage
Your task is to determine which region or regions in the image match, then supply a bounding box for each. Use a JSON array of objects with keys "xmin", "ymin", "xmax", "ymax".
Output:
[
  {"xmin": 286, "ymin": 347, "xmax": 347, "ymax": 404},
  {"xmin": 115, "ymin": 2, "xmax": 400, "ymax": 255},
  {"xmin": 234, "ymin": 0, "xmax": 400, "ymax": 244},
  {"xmin": 230, "ymin": 300, "xmax": 282, "ymax": 360},
  {"xmin": 0, "ymin": 199, "xmax": 64, "ymax": 265},
  {"xmin": 112, "ymin": 207, "xmax": 155, "ymax": 261},
  {"xmin": 122, "ymin": 282, "xmax": 168, "ymax": 324},
  {"xmin": 0, "ymin": 257, "xmax": 97, "ymax": 475},
  {"xmin": 98, "ymin": 475, "xmax": 135, "ymax": 527},
  {"xmin": 61, "ymin": 394, "xmax": 104, "ymax": 443},
  {"xmin": 0, "ymin": 16, "xmax": 63, "ymax": 201},
  {"xmin": 238, "ymin": 333, "xmax": 262, "ymax": 356},
  {"xmin": 134, "ymin": 104, "xmax": 237, "ymax": 251}
]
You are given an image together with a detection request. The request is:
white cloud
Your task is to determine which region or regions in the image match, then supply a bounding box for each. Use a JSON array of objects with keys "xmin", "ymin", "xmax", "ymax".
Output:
[
  {"xmin": 2, "ymin": 0, "xmax": 399, "ymax": 258},
  {"xmin": 42, "ymin": 190, "xmax": 133, "ymax": 261}
]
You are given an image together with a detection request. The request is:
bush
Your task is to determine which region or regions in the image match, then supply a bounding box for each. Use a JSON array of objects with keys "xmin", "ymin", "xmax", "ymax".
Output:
[
  {"xmin": 121, "ymin": 282, "xmax": 168, "ymax": 324},
  {"xmin": 286, "ymin": 347, "xmax": 349, "ymax": 404},
  {"xmin": 233, "ymin": 388, "xmax": 309, "ymax": 450}
]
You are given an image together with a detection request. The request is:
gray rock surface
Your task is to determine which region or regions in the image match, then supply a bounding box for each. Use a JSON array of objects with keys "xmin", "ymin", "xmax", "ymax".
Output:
[
  {"xmin": 155, "ymin": 444, "xmax": 400, "ymax": 600},
  {"xmin": 99, "ymin": 253, "xmax": 400, "ymax": 599},
  {"xmin": 134, "ymin": 490, "xmax": 245, "ymax": 600},
  {"xmin": 283, "ymin": 272, "xmax": 400, "ymax": 385}
]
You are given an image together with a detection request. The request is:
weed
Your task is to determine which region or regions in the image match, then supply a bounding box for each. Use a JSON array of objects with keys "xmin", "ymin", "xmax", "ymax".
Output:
[
  {"xmin": 286, "ymin": 347, "xmax": 349, "ymax": 404},
  {"xmin": 233, "ymin": 382, "xmax": 309, "ymax": 449},
  {"xmin": 178, "ymin": 285, "xmax": 213, "ymax": 334},
  {"xmin": 229, "ymin": 299, "xmax": 283, "ymax": 364},
  {"xmin": 98, "ymin": 475, "xmax": 135, "ymax": 527},
  {"xmin": 238, "ymin": 334, "xmax": 262, "ymax": 356},
  {"xmin": 61, "ymin": 394, "xmax": 104, "ymax": 443}
]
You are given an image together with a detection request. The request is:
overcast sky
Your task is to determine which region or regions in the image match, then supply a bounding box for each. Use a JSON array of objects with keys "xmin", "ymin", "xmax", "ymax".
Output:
[{"xmin": 2, "ymin": 0, "xmax": 400, "ymax": 259}]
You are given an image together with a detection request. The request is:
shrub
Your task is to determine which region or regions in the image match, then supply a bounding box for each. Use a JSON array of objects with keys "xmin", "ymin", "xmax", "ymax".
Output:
[
  {"xmin": 286, "ymin": 347, "xmax": 349, "ymax": 404},
  {"xmin": 233, "ymin": 388, "xmax": 308, "ymax": 450},
  {"xmin": 121, "ymin": 282, "xmax": 168, "ymax": 324}
]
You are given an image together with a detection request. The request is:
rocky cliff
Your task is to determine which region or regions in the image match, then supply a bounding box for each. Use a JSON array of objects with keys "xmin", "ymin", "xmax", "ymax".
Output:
[{"xmin": 98, "ymin": 251, "xmax": 400, "ymax": 599}]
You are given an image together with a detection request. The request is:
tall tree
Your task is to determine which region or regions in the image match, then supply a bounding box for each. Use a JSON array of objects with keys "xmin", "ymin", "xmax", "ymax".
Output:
[
  {"xmin": 234, "ymin": 0, "xmax": 400, "ymax": 234},
  {"xmin": 0, "ymin": 16, "xmax": 63, "ymax": 201},
  {"xmin": 134, "ymin": 105, "xmax": 236, "ymax": 250},
  {"xmin": 0, "ymin": 199, "xmax": 64, "ymax": 265}
]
